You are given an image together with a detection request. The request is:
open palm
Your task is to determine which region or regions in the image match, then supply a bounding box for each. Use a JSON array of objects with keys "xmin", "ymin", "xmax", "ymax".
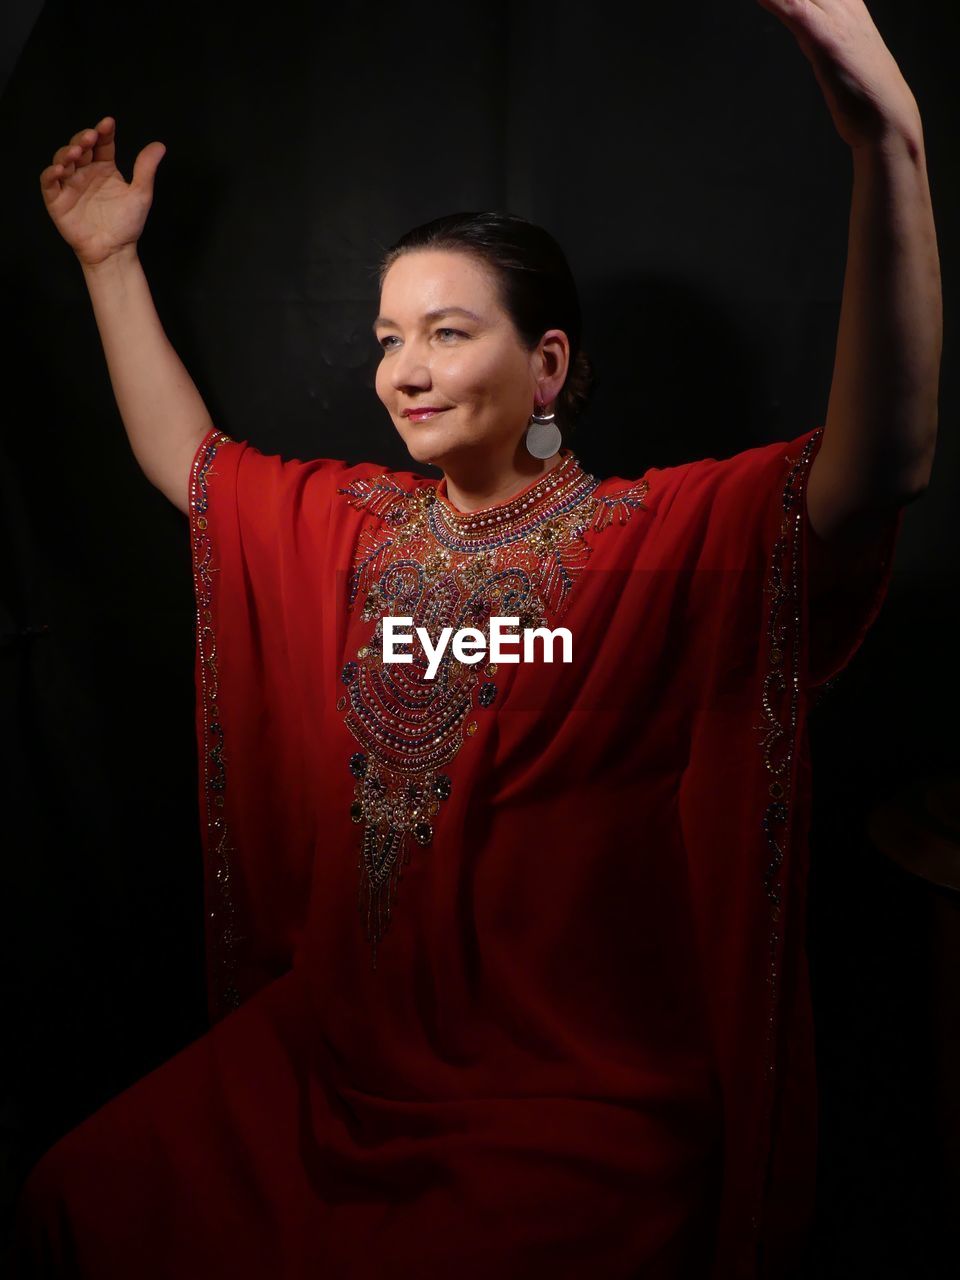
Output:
[{"xmin": 40, "ymin": 117, "xmax": 166, "ymax": 265}]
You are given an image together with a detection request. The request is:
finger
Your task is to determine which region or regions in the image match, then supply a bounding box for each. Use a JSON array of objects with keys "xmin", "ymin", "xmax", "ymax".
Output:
[
  {"xmin": 53, "ymin": 120, "xmax": 112, "ymax": 169},
  {"xmin": 70, "ymin": 125, "xmax": 100, "ymax": 167},
  {"xmin": 51, "ymin": 144, "xmax": 94, "ymax": 179},
  {"xmin": 68, "ymin": 125, "xmax": 98, "ymax": 148},
  {"xmin": 131, "ymin": 141, "xmax": 166, "ymax": 197},
  {"xmin": 39, "ymin": 162, "xmax": 65, "ymax": 203},
  {"xmin": 56, "ymin": 145, "xmax": 95, "ymax": 173},
  {"xmin": 90, "ymin": 116, "xmax": 116, "ymax": 163},
  {"xmin": 53, "ymin": 142, "xmax": 81, "ymax": 165}
]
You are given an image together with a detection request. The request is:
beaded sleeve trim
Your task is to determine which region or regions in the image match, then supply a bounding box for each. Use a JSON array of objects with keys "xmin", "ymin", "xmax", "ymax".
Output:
[
  {"xmin": 747, "ymin": 427, "xmax": 821, "ymax": 1253},
  {"xmin": 190, "ymin": 429, "xmax": 243, "ymax": 1020},
  {"xmin": 336, "ymin": 452, "xmax": 650, "ymax": 967}
]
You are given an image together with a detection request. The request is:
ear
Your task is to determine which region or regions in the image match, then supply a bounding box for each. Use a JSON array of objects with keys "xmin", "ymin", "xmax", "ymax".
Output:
[{"xmin": 534, "ymin": 329, "xmax": 570, "ymax": 405}]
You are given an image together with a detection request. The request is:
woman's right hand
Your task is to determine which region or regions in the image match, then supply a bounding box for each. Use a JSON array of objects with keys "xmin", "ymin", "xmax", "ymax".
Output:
[{"xmin": 40, "ymin": 117, "xmax": 166, "ymax": 267}]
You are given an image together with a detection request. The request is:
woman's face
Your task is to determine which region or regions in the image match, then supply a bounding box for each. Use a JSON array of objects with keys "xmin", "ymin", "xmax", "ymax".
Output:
[{"xmin": 374, "ymin": 249, "xmax": 564, "ymax": 473}]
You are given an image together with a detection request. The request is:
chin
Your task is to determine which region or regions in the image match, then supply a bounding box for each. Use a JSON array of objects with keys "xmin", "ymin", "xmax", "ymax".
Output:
[{"xmin": 397, "ymin": 422, "xmax": 466, "ymax": 469}]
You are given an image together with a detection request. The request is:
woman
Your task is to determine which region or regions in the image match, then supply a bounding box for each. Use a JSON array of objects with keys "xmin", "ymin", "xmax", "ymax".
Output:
[{"xmin": 13, "ymin": 2, "xmax": 940, "ymax": 1276}]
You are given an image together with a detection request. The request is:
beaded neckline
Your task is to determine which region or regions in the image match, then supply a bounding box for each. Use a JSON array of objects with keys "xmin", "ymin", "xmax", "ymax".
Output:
[
  {"xmin": 429, "ymin": 449, "xmax": 597, "ymax": 550},
  {"xmin": 333, "ymin": 440, "xmax": 651, "ymax": 967}
]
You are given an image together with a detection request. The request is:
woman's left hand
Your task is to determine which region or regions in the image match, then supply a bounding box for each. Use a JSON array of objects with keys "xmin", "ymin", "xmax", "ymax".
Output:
[{"xmin": 755, "ymin": 0, "xmax": 922, "ymax": 149}]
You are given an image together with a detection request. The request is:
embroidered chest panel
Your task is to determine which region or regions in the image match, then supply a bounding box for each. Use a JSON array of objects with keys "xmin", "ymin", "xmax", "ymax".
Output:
[{"xmin": 334, "ymin": 451, "xmax": 649, "ymax": 967}]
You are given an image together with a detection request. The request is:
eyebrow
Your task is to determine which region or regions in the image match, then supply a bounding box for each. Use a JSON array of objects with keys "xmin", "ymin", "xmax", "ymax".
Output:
[{"xmin": 372, "ymin": 306, "xmax": 483, "ymax": 332}]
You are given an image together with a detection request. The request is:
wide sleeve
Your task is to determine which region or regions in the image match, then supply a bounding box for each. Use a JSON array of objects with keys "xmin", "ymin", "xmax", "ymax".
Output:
[
  {"xmin": 649, "ymin": 426, "xmax": 904, "ymax": 1275},
  {"xmin": 666, "ymin": 425, "xmax": 903, "ymax": 696},
  {"xmin": 187, "ymin": 426, "xmax": 383, "ymax": 1024}
]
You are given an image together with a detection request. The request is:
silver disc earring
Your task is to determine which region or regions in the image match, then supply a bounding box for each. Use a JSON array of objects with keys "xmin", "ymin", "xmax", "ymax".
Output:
[{"xmin": 525, "ymin": 404, "xmax": 562, "ymax": 460}]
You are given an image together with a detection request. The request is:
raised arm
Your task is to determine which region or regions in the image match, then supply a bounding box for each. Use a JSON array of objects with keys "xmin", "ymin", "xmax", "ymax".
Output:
[
  {"xmin": 757, "ymin": 1, "xmax": 941, "ymax": 569},
  {"xmin": 40, "ymin": 117, "xmax": 215, "ymax": 516}
]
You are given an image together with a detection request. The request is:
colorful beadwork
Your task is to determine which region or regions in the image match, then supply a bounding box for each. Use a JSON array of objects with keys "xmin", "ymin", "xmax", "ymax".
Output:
[
  {"xmin": 337, "ymin": 450, "xmax": 650, "ymax": 967},
  {"xmin": 190, "ymin": 429, "xmax": 243, "ymax": 1020},
  {"xmin": 758, "ymin": 431, "xmax": 821, "ymax": 905},
  {"xmin": 746, "ymin": 427, "xmax": 822, "ymax": 1250}
]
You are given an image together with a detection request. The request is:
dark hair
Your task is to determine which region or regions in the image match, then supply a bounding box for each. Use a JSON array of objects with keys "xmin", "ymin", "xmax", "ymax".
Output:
[{"xmin": 376, "ymin": 211, "xmax": 595, "ymax": 443}]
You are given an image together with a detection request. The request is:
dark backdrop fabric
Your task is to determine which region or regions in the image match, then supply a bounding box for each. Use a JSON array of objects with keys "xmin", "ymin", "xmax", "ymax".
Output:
[{"xmin": 1, "ymin": 0, "xmax": 957, "ymax": 1273}]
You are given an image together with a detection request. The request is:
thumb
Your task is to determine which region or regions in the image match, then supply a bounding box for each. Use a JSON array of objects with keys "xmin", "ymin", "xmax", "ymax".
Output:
[{"xmin": 131, "ymin": 141, "xmax": 166, "ymax": 197}]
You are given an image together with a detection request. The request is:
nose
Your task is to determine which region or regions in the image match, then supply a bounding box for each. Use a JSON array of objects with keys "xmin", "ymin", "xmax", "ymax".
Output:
[{"xmin": 389, "ymin": 338, "xmax": 432, "ymax": 393}]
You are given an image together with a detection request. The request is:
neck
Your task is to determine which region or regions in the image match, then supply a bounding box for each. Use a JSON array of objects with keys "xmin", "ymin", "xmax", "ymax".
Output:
[{"xmin": 440, "ymin": 450, "xmax": 566, "ymax": 513}]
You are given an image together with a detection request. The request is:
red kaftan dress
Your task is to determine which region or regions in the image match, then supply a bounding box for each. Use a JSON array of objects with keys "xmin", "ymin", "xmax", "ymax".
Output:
[{"xmin": 10, "ymin": 426, "xmax": 902, "ymax": 1279}]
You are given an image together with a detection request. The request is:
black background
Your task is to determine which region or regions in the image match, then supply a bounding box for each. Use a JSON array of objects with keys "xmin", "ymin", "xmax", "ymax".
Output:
[{"xmin": 1, "ymin": 1, "xmax": 957, "ymax": 1273}]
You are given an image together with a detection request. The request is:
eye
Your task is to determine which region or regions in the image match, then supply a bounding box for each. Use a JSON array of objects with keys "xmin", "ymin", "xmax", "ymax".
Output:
[{"xmin": 377, "ymin": 328, "xmax": 466, "ymax": 351}]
